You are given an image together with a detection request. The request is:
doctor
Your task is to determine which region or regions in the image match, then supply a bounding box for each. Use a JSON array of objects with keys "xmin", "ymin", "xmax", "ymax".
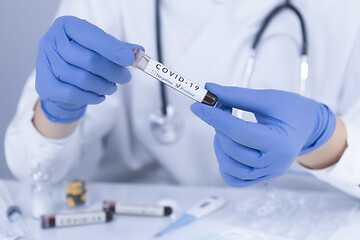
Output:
[{"xmin": 5, "ymin": 0, "xmax": 360, "ymax": 199}]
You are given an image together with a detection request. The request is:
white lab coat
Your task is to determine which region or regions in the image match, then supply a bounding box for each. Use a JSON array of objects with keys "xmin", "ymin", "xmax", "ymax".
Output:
[{"xmin": 5, "ymin": 0, "xmax": 360, "ymax": 198}]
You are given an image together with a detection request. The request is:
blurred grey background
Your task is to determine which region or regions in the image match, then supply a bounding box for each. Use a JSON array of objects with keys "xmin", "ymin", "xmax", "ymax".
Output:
[{"xmin": 0, "ymin": 0, "xmax": 61, "ymax": 178}]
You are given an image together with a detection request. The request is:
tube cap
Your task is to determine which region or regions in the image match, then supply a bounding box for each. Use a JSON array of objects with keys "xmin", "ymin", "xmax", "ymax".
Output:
[
  {"xmin": 202, "ymin": 91, "xmax": 218, "ymax": 106},
  {"xmin": 164, "ymin": 206, "xmax": 172, "ymax": 216},
  {"xmin": 105, "ymin": 211, "xmax": 113, "ymax": 222}
]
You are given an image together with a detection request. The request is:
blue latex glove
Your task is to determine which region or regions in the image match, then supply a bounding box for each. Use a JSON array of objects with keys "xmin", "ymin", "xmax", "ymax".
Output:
[
  {"xmin": 36, "ymin": 16, "xmax": 144, "ymax": 123},
  {"xmin": 191, "ymin": 83, "xmax": 336, "ymax": 187}
]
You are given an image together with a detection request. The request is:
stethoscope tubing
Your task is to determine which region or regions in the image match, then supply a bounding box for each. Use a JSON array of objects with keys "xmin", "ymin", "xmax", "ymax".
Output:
[
  {"xmin": 155, "ymin": 0, "xmax": 168, "ymax": 116},
  {"xmin": 155, "ymin": 0, "xmax": 308, "ymax": 119}
]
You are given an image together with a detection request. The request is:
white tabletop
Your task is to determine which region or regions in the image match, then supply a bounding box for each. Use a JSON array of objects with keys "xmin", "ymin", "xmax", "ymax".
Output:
[{"xmin": 1, "ymin": 176, "xmax": 359, "ymax": 240}]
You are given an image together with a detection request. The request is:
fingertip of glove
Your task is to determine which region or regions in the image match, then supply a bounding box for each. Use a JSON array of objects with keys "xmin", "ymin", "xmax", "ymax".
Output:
[
  {"xmin": 107, "ymin": 83, "xmax": 118, "ymax": 95},
  {"xmin": 118, "ymin": 43, "xmax": 145, "ymax": 66},
  {"xmin": 131, "ymin": 44, "xmax": 145, "ymax": 52},
  {"xmin": 125, "ymin": 42, "xmax": 145, "ymax": 51},
  {"xmin": 93, "ymin": 95, "xmax": 106, "ymax": 104},
  {"xmin": 116, "ymin": 46, "xmax": 135, "ymax": 66},
  {"xmin": 190, "ymin": 102, "xmax": 203, "ymax": 118},
  {"xmin": 205, "ymin": 82, "xmax": 222, "ymax": 92},
  {"xmin": 121, "ymin": 68, "xmax": 132, "ymax": 84}
]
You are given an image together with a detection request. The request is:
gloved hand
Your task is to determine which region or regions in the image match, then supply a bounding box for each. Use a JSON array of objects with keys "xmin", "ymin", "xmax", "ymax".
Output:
[
  {"xmin": 191, "ymin": 83, "xmax": 336, "ymax": 187},
  {"xmin": 36, "ymin": 16, "xmax": 144, "ymax": 123}
]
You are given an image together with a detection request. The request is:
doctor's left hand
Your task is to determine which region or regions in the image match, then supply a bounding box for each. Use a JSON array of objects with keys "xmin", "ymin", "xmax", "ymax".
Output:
[{"xmin": 191, "ymin": 83, "xmax": 336, "ymax": 187}]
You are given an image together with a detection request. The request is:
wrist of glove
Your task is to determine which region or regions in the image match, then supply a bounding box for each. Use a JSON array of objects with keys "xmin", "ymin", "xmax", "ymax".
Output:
[
  {"xmin": 40, "ymin": 100, "xmax": 87, "ymax": 124},
  {"xmin": 300, "ymin": 103, "xmax": 336, "ymax": 155},
  {"xmin": 191, "ymin": 83, "xmax": 336, "ymax": 187}
]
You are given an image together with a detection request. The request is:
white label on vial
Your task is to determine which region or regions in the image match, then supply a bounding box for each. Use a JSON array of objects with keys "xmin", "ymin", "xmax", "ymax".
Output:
[
  {"xmin": 115, "ymin": 203, "xmax": 163, "ymax": 216},
  {"xmin": 55, "ymin": 212, "xmax": 106, "ymax": 227},
  {"xmin": 144, "ymin": 59, "xmax": 208, "ymax": 103}
]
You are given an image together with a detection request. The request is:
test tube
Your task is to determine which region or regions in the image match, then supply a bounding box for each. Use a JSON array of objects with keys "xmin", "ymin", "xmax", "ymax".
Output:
[
  {"xmin": 132, "ymin": 49, "xmax": 218, "ymax": 106},
  {"xmin": 41, "ymin": 211, "xmax": 112, "ymax": 229},
  {"xmin": 103, "ymin": 201, "xmax": 172, "ymax": 217}
]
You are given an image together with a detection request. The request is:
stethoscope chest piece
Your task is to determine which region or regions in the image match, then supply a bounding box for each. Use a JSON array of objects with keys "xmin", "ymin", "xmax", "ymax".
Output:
[{"xmin": 149, "ymin": 106, "xmax": 184, "ymax": 144}]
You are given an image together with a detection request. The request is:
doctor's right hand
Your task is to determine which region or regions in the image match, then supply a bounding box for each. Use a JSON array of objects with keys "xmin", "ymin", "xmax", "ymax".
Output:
[
  {"xmin": 191, "ymin": 83, "xmax": 336, "ymax": 187},
  {"xmin": 35, "ymin": 16, "xmax": 143, "ymax": 123}
]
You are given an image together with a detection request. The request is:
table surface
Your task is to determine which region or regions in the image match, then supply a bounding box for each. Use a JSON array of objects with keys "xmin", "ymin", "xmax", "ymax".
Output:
[{"xmin": 1, "ymin": 176, "xmax": 360, "ymax": 240}]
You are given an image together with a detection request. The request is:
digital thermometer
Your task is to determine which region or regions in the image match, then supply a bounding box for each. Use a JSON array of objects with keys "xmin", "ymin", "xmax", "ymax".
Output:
[{"xmin": 155, "ymin": 195, "xmax": 227, "ymax": 237}]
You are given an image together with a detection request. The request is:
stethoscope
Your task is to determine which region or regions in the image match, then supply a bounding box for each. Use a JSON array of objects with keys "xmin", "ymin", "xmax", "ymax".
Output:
[{"xmin": 150, "ymin": 0, "xmax": 308, "ymax": 144}]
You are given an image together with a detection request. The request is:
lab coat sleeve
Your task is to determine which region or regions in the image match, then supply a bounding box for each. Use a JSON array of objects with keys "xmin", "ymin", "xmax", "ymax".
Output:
[
  {"xmin": 303, "ymin": 29, "xmax": 360, "ymax": 200},
  {"xmin": 5, "ymin": 70, "xmax": 83, "ymax": 183},
  {"xmin": 4, "ymin": 0, "xmax": 123, "ymax": 183}
]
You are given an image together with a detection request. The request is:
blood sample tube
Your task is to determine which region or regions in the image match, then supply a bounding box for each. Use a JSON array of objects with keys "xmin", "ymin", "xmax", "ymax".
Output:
[
  {"xmin": 132, "ymin": 49, "xmax": 218, "ymax": 106},
  {"xmin": 41, "ymin": 211, "xmax": 112, "ymax": 229},
  {"xmin": 103, "ymin": 201, "xmax": 172, "ymax": 217}
]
